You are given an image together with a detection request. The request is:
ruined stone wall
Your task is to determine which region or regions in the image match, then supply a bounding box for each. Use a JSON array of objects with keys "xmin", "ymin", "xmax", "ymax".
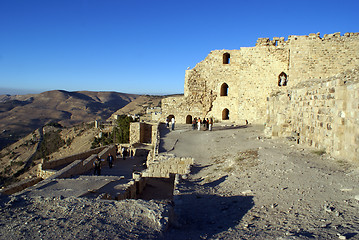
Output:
[
  {"xmin": 129, "ymin": 122, "xmax": 155, "ymax": 145},
  {"xmin": 265, "ymin": 68, "xmax": 359, "ymax": 163},
  {"xmin": 287, "ymin": 32, "xmax": 359, "ymax": 86},
  {"xmin": 161, "ymin": 96, "xmax": 190, "ymax": 123},
  {"xmin": 41, "ymin": 146, "xmax": 106, "ymax": 170},
  {"xmin": 37, "ymin": 145, "xmax": 117, "ymax": 179},
  {"xmin": 164, "ymin": 47, "xmax": 289, "ymax": 124},
  {"xmin": 142, "ymin": 154, "xmax": 193, "ymax": 178},
  {"xmin": 162, "ymin": 32, "xmax": 359, "ymax": 125}
]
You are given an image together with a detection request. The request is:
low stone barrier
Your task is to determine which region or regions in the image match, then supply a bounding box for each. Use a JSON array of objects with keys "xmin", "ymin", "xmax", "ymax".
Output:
[
  {"xmin": 142, "ymin": 154, "xmax": 193, "ymax": 178},
  {"xmin": 41, "ymin": 146, "xmax": 107, "ymax": 170},
  {"xmin": 0, "ymin": 177, "xmax": 43, "ymax": 195},
  {"xmin": 37, "ymin": 145, "xmax": 117, "ymax": 180}
]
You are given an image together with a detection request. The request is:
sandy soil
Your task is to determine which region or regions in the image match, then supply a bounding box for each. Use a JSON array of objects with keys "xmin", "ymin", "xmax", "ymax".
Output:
[{"xmin": 1, "ymin": 123, "xmax": 359, "ymax": 240}]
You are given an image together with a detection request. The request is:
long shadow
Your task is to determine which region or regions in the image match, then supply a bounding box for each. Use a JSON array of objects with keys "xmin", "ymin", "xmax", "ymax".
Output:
[
  {"xmin": 158, "ymin": 123, "xmax": 171, "ymax": 153},
  {"xmin": 202, "ymin": 175, "xmax": 227, "ymax": 188},
  {"xmin": 213, "ymin": 124, "xmax": 250, "ymax": 131},
  {"xmin": 190, "ymin": 164, "xmax": 212, "ymax": 175},
  {"xmin": 165, "ymin": 193, "xmax": 254, "ymax": 239}
]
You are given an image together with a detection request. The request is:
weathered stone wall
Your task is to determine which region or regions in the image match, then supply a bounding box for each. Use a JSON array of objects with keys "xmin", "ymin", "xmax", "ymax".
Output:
[
  {"xmin": 265, "ymin": 68, "xmax": 359, "ymax": 163},
  {"xmin": 38, "ymin": 145, "xmax": 117, "ymax": 179},
  {"xmin": 129, "ymin": 122, "xmax": 155, "ymax": 145},
  {"xmin": 0, "ymin": 177, "xmax": 43, "ymax": 195},
  {"xmin": 287, "ymin": 32, "xmax": 359, "ymax": 85},
  {"xmin": 162, "ymin": 32, "xmax": 359, "ymax": 126},
  {"xmin": 142, "ymin": 154, "xmax": 193, "ymax": 178},
  {"xmin": 164, "ymin": 47, "xmax": 289, "ymax": 124},
  {"xmin": 41, "ymin": 146, "xmax": 106, "ymax": 170}
]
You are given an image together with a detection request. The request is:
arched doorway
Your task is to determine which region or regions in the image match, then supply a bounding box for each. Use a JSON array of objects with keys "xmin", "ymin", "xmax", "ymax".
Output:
[
  {"xmin": 167, "ymin": 115, "xmax": 175, "ymax": 121},
  {"xmin": 186, "ymin": 115, "xmax": 192, "ymax": 124},
  {"xmin": 222, "ymin": 108, "xmax": 229, "ymax": 120},
  {"xmin": 220, "ymin": 83, "xmax": 229, "ymax": 96}
]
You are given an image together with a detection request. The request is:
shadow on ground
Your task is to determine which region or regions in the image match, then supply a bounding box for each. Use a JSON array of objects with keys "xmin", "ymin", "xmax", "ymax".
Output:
[
  {"xmin": 158, "ymin": 123, "xmax": 172, "ymax": 153},
  {"xmin": 165, "ymin": 193, "xmax": 254, "ymax": 239},
  {"xmin": 214, "ymin": 124, "xmax": 249, "ymax": 131}
]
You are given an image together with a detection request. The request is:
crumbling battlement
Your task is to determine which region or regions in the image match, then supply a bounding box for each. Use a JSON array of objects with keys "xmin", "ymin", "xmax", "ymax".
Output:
[{"xmin": 256, "ymin": 32, "xmax": 359, "ymax": 47}]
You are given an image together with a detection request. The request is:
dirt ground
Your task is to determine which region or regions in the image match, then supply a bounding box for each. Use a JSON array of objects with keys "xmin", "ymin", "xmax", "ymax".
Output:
[
  {"xmin": 161, "ymin": 123, "xmax": 359, "ymax": 240},
  {"xmin": 1, "ymin": 123, "xmax": 359, "ymax": 239}
]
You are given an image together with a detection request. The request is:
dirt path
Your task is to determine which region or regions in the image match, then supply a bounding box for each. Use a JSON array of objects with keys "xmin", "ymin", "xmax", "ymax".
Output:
[{"xmin": 161, "ymin": 123, "xmax": 359, "ymax": 240}]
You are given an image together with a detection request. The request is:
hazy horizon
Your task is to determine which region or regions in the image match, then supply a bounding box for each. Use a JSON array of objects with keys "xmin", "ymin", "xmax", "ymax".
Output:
[{"xmin": 0, "ymin": 87, "xmax": 183, "ymax": 96}]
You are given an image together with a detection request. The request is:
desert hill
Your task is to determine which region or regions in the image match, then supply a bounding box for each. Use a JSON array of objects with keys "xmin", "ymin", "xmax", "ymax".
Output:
[{"xmin": 0, "ymin": 90, "xmax": 164, "ymax": 150}]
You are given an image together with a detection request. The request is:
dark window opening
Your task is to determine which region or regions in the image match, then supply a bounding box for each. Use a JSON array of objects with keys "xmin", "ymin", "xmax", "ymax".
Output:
[
  {"xmin": 223, "ymin": 53, "xmax": 230, "ymax": 64},
  {"xmin": 220, "ymin": 83, "xmax": 229, "ymax": 96},
  {"xmin": 222, "ymin": 108, "xmax": 229, "ymax": 120}
]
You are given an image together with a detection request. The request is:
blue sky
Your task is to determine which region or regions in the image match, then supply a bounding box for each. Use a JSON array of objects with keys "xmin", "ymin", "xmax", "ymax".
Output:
[{"xmin": 0, "ymin": 0, "xmax": 358, "ymax": 95}]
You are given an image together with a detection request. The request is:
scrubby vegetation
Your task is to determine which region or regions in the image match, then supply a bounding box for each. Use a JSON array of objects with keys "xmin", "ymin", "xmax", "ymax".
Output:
[
  {"xmin": 91, "ymin": 115, "xmax": 136, "ymax": 149},
  {"xmin": 34, "ymin": 130, "xmax": 65, "ymax": 161}
]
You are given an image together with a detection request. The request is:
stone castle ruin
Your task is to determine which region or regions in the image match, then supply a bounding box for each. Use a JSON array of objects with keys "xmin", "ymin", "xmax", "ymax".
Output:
[
  {"xmin": 162, "ymin": 32, "xmax": 359, "ymax": 163},
  {"xmin": 1, "ymin": 32, "xmax": 358, "ymax": 200}
]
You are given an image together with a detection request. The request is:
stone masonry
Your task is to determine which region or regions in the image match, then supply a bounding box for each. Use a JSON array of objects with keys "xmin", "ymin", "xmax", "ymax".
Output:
[
  {"xmin": 162, "ymin": 32, "xmax": 359, "ymax": 164},
  {"xmin": 265, "ymin": 68, "xmax": 359, "ymax": 163},
  {"xmin": 162, "ymin": 32, "xmax": 359, "ymax": 125}
]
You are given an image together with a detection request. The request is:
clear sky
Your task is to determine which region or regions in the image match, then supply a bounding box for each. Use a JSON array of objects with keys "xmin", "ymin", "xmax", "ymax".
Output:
[{"xmin": 0, "ymin": 0, "xmax": 358, "ymax": 95}]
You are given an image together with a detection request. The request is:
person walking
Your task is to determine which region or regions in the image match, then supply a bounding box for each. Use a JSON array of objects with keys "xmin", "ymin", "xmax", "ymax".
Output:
[
  {"xmin": 93, "ymin": 156, "xmax": 102, "ymax": 176},
  {"xmin": 171, "ymin": 117, "xmax": 175, "ymax": 130},
  {"xmin": 107, "ymin": 153, "xmax": 114, "ymax": 169},
  {"xmin": 197, "ymin": 117, "xmax": 201, "ymax": 131}
]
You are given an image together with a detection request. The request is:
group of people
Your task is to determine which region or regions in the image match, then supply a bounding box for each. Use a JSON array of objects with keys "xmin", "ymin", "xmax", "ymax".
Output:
[
  {"xmin": 93, "ymin": 153, "xmax": 115, "ymax": 176},
  {"xmin": 121, "ymin": 146, "xmax": 134, "ymax": 160},
  {"xmin": 192, "ymin": 117, "xmax": 213, "ymax": 131}
]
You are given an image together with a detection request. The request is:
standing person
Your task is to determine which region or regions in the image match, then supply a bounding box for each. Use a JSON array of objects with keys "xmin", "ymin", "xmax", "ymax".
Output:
[
  {"xmin": 171, "ymin": 117, "xmax": 175, "ymax": 130},
  {"xmin": 206, "ymin": 118, "xmax": 209, "ymax": 130},
  {"xmin": 93, "ymin": 156, "xmax": 102, "ymax": 176},
  {"xmin": 203, "ymin": 118, "xmax": 207, "ymax": 130},
  {"xmin": 121, "ymin": 147, "xmax": 124, "ymax": 159},
  {"xmin": 192, "ymin": 118, "xmax": 196, "ymax": 130},
  {"xmin": 209, "ymin": 118, "xmax": 213, "ymax": 131},
  {"xmin": 165, "ymin": 117, "xmax": 169, "ymax": 128},
  {"xmin": 123, "ymin": 147, "xmax": 127, "ymax": 160},
  {"xmin": 197, "ymin": 117, "xmax": 201, "ymax": 131},
  {"xmin": 107, "ymin": 153, "xmax": 114, "ymax": 169}
]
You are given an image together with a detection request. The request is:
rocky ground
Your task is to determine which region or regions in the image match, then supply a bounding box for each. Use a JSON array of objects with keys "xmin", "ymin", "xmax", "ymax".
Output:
[
  {"xmin": 1, "ymin": 123, "xmax": 359, "ymax": 239},
  {"xmin": 0, "ymin": 195, "xmax": 170, "ymax": 239}
]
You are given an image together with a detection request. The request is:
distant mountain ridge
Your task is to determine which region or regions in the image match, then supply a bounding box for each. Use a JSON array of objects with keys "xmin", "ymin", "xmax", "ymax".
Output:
[{"xmin": 0, "ymin": 90, "xmax": 141, "ymax": 149}]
